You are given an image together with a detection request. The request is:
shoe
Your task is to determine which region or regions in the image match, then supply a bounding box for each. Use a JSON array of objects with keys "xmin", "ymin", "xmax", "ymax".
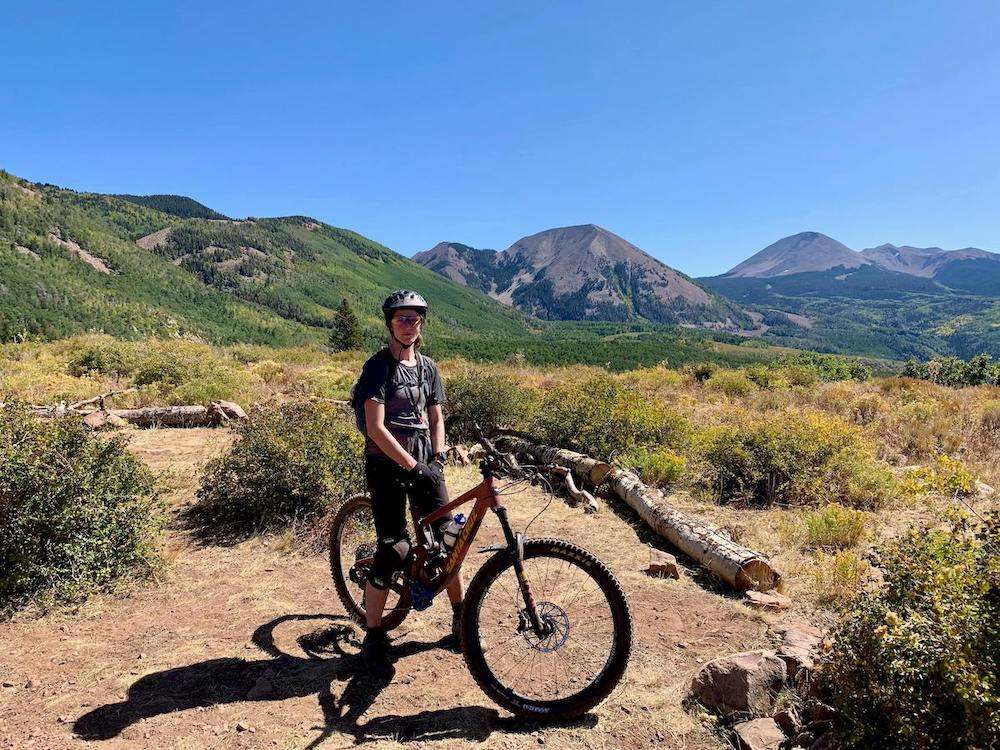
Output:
[{"xmin": 360, "ymin": 628, "xmax": 393, "ymax": 674}]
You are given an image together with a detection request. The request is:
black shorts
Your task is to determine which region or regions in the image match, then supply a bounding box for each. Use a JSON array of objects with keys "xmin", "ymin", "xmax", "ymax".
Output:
[{"xmin": 365, "ymin": 454, "xmax": 450, "ymax": 542}]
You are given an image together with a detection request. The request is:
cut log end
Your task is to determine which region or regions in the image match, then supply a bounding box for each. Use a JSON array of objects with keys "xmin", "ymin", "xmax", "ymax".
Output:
[{"xmin": 735, "ymin": 559, "xmax": 781, "ymax": 593}]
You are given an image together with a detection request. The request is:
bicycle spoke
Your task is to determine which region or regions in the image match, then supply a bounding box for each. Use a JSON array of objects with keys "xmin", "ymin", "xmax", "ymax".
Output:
[{"xmin": 474, "ymin": 550, "xmax": 618, "ymax": 702}]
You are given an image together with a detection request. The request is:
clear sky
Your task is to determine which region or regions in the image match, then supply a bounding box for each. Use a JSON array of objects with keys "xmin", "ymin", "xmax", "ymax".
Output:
[{"xmin": 4, "ymin": 1, "xmax": 1000, "ymax": 276}]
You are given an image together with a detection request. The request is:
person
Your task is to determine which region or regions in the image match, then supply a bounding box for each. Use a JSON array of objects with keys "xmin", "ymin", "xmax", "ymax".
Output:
[{"xmin": 352, "ymin": 290, "xmax": 462, "ymax": 666}]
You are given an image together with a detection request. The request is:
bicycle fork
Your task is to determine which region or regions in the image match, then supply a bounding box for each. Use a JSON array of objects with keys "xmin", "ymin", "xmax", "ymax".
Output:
[{"xmin": 492, "ymin": 506, "xmax": 549, "ymax": 638}]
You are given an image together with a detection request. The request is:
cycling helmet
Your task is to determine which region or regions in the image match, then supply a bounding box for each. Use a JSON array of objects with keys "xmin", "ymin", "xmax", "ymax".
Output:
[{"xmin": 382, "ymin": 290, "xmax": 428, "ymax": 325}]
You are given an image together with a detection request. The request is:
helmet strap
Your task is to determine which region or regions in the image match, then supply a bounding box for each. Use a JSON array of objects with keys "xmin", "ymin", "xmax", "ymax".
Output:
[{"xmin": 388, "ymin": 330, "xmax": 415, "ymax": 360}]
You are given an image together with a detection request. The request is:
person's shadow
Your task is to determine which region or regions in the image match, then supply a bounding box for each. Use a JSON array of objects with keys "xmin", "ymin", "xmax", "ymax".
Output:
[{"xmin": 73, "ymin": 614, "xmax": 510, "ymax": 746}]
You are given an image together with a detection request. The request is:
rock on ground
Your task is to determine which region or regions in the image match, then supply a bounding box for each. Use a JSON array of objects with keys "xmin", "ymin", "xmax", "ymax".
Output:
[
  {"xmin": 691, "ymin": 650, "xmax": 787, "ymax": 717},
  {"xmin": 733, "ymin": 717, "xmax": 786, "ymax": 750}
]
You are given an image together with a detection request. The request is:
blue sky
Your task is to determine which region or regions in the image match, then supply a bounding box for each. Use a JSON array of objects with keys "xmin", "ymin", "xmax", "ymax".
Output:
[{"xmin": 4, "ymin": 1, "xmax": 1000, "ymax": 276}]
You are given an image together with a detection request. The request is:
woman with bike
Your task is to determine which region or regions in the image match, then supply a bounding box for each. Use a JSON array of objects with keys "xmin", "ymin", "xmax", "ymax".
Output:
[{"xmin": 351, "ymin": 290, "xmax": 462, "ymax": 665}]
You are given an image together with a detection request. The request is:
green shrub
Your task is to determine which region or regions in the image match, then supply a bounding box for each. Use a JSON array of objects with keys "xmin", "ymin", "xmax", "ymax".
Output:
[
  {"xmin": 67, "ymin": 339, "xmax": 139, "ymax": 377},
  {"xmin": 803, "ymin": 503, "xmax": 868, "ymax": 549},
  {"xmin": 444, "ymin": 370, "xmax": 539, "ymax": 440},
  {"xmin": 811, "ymin": 549, "xmax": 869, "ymax": 604},
  {"xmin": 743, "ymin": 363, "xmax": 781, "ymax": 390},
  {"xmin": 902, "ymin": 454, "xmax": 976, "ymax": 497},
  {"xmin": 705, "ymin": 369, "xmax": 756, "ymax": 397},
  {"xmin": 0, "ymin": 403, "xmax": 164, "ymax": 612},
  {"xmin": 782, "ymin": 364, "xmax": 819, "ymax": 388},
  {"xmin": 130, "ymin": 343, "xmax": 252, "ymax": 405},
  {"xmin": 819, "ymin": 512, "xmax": 999, "ymax": 748},
  {"xmin": 698, "ymin": 411, "xmax": 897, "ymax": 508},
  {"xmin": 531, "ymin": 375, "xmax": 689, "ymax": 458},
  {"xmin": 295, "ymin": 365, "xmax": 354, "ymax": 400},
  {"xmin": 194, "ymin": 401, "xmax": 364, "ymax": 533},
  {"xmin": 619, "ymin": 446, "xmax": 686, "ymax": 487}
]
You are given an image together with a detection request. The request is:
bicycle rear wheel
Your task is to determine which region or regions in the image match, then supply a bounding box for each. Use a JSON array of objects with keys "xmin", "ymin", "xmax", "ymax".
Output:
[
  {"xmin": 328, "ymin": 494, "xmax": 411, "ymax": 631},
  {"xmin": 462, "ymin": 538, "xmax": 632, "ymax": 719}
]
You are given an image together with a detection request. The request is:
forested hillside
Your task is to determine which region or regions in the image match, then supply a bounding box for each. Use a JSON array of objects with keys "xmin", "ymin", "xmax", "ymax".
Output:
[{"xmin": 0, "ymin": 170, "xmax": 530, "ymax": 347}]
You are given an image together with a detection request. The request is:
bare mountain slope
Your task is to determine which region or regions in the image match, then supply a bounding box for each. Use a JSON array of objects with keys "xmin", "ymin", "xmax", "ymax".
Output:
[
  {"xmin": 724, "ymin": 232, "xmax": 867, "ymax": 277},
  {"xmin": 416, "ymin": 225, "xmax": 749, "ymax": 328},
  {"xmin": 860, "ymin": 243, "xmax": 998, "ymax": 277}
]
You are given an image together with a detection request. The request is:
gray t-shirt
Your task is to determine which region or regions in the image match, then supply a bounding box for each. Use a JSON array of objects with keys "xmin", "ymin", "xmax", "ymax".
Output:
[{"xmin": 354, "ymin": 349, "xmax": 445, "ymax": 456}]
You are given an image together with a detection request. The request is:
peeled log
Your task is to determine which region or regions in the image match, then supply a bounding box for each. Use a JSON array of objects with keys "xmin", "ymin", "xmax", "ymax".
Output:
[
  {"xmin": 496, "ymin": 434, "xmax": 779, "ymax": 592},
  {"xmin": 607, "ymin": 468, "xmax": 779, "ymax": 592},
  {"xmin": 549, "ymin": 466, "xmax": 600, "ymax": 513},
  {"xmin": 109, "ymin": 405, "xmax": 218, "ymax": 428},
  {"xmin": 496, "ymin": 436, "xmax": 612, "ymax": 486}
]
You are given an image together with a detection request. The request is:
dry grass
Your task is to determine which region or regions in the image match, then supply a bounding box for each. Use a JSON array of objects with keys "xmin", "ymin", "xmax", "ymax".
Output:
[{"xmin": 3, "ymin": 339, "xmax": 998, "ymax": 621}]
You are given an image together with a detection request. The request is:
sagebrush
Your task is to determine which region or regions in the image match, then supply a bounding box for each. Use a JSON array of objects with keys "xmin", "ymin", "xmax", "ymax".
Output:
[
  {"xmin": 0, "ymin": 403, "xmax": 164, "ymax": 612},
  {"xmin": 194, "ymin": 401, "xmax": 364, "ymax": 533}
]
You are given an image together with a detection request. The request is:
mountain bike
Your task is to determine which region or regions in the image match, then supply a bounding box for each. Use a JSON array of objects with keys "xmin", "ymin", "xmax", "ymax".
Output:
[{"xmin": 328, "ymin": 434, "xmax": 632, "ymax": 719}]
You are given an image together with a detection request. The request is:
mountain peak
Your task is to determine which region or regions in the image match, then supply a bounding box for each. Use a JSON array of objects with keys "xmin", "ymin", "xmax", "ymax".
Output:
[
  {"xmin": 724, "ymin": 232, "xmax": 865, "ymax": 278},
  {"xmin": 416, "ymin": 225, "xmax": 750, "ymax": 327}
]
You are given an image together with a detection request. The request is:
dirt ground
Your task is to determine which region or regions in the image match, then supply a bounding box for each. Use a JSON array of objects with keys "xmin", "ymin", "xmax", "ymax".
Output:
[{"xmin": 0, "ymin": 428, "xmax": 803, "ymax": 750}]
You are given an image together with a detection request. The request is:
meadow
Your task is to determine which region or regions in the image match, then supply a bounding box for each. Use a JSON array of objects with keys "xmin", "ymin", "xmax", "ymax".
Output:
[{"xmin": 1, "ymin": 336, "xmax": 997, "ymax": 748}]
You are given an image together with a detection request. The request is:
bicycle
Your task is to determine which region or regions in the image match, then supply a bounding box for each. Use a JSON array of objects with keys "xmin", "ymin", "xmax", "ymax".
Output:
[{"xmin": 328, "ymin": 434, "xmax": 633, "ymax": 719}]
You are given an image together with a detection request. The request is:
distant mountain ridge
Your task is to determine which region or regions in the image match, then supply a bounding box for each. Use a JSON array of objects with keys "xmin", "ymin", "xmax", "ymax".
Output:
[
  {"xmin": 701, "ymin": 231, "xmax": 1000, "ymax": 359},
  {"xmin": 858, "ymin": 243, "xmax": 997, "ymax": 278},
  {"xmin": 415, "ymin": 224, "xmax": 750, "ymax": 328},
  {"xmin": 723, "ymin": 231, "xmax": 1000, "ymax": 281}
]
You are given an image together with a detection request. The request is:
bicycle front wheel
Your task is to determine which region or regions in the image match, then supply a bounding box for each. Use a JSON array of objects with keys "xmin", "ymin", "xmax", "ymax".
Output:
[{"xmin": 462, "ymin": 538, "xmax": 632, "ymax": 719}]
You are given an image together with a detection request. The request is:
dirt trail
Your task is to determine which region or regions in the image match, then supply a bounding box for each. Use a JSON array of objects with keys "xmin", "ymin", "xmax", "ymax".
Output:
[{"xmin": 1, "ymin": 430, "xmax": 785, "ymax": 749}]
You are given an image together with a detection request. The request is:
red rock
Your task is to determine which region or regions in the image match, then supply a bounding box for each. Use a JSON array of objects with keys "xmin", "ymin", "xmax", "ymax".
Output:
[
  {"xmin": 733, "ymin": 718, "xmax": 786, "ymax": 750},
  {"xmin": 691, "ymin": 651, "xmax": 787, "ymax": 717},
  {"xmin": 646, "ymin": 547, "xmax": 679, "ymax": 579},
  {"xmin": 744, "ymin": 591, "xmax": 792, "ymax": 611}
]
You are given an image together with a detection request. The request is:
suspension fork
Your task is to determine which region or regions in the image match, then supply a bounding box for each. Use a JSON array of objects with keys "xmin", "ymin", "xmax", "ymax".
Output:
[{"xmin": 492, "ymin": 506, "xmax": 548, "ymax": 637}]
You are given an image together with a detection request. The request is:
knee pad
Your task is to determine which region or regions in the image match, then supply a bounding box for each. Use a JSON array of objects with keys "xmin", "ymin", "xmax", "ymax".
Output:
[{"xmin": 370, "ymin": 536, "xmax": 411, "ymax": 590}]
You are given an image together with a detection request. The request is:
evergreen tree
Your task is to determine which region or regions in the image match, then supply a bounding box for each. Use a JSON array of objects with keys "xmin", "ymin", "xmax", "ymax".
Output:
[{"xmin": 330, "ymin": 298, "xmax": 364, "ymax": 352}]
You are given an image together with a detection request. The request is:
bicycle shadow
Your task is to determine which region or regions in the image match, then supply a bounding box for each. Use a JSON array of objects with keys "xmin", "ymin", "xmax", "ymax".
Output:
[{"xmin": 73, "ymin": 613, "xmax": 591, "ymax": 746}]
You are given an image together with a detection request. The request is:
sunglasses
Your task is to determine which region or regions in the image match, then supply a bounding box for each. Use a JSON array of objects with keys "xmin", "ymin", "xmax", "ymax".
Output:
[{"xmin": 393, "ymin": 315, "xmax": 423, "ymax": 327}]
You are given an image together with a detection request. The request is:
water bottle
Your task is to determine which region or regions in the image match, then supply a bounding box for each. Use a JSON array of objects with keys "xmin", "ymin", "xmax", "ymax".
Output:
[{"xmin": 441, "ymin": 514, "xmax": 466, "ymax": 551}]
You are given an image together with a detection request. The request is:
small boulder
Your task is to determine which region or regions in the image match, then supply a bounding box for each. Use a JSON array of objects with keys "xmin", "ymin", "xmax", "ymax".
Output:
[
  {"xmin": 451, "ymin": 444, "xmax": 471, "ymax": 466},
  {"xmin": 733, "ymin": 718, "xmax": 786, "ymax": 750},
  {"xmin": 773, "ymin": 705, "xmax": 802, "ymax": 736},
  {"xmin": 82, "ymin": 410, "xmax": 110, "ymax": 430},
  {"xmin": 691, "ymin": 650, "xmax": 787, "ymax": 717},
  {"xmin": 777, "ymin": 624, "xmax": 824, "ymax": 675},
  {"xmin": 744, "ymin": 591, "xmax": 792, "ymax": 611},
  {"xmin": 214, "ymin": 400, "xmax": 248, "ymax": 420},
  {"xmin": 647, "ymin": 548, "xmax": 679, "ymax": 579}
]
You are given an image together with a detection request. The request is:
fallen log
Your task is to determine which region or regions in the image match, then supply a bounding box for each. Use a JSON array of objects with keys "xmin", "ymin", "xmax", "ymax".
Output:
[
  {"xmin": 496, "ymin": 435, "xmax": 612, "ymax": 486},
  {"xmin": 549, "ymin": 465, "xmax": 600, "ymax": 513},
  {"xmin": 107, "ymin": 405, "xmax": 216, "ymax": 428},
  {"xmin": 607, "ymin": 468, "xmax": 779, "ymax": 591},
  {"xmin": 68, "ymin": 388, "xmax": 134, "ymax": 412},
  {"xmin": 497, "ymin": 434, "xmax": 779, "ymax": 592}
]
